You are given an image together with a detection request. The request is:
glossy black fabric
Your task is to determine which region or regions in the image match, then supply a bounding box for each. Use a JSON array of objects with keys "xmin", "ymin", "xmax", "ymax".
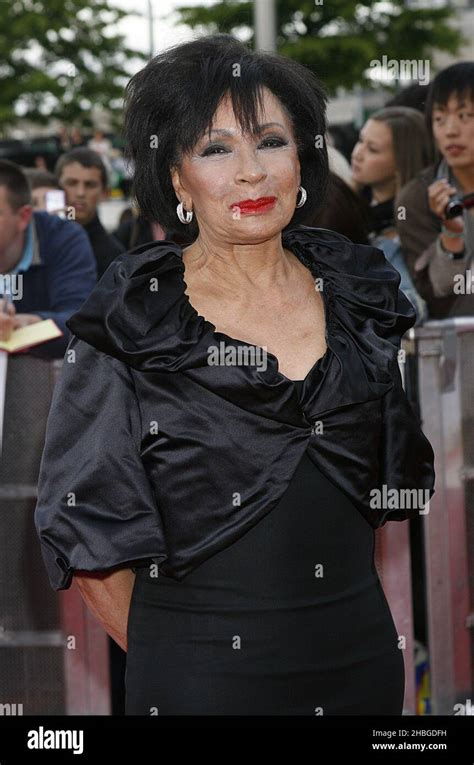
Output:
[
  {"xmin": 34, "ymin": 225, "xmax": 436, "ymax": 592},
  {"xmin": 125, "ymin": 397, "xmax": 405, "ymax": 715}
]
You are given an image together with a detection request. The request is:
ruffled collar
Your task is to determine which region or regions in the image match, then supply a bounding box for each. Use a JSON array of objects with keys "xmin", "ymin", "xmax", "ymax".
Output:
[{"xmin": 65, "ymin": 225, "xmax": 415, "ymax": 426}]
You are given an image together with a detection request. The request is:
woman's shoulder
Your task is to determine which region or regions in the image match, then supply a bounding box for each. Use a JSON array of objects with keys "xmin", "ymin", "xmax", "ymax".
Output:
[
  {"xmin": 283, "ymin": 224, "xmax": 417, "ymax": 348},
  {"xmin": 64, "ymin": 238, "xmax": 188, "ymax": 361},
  {"xmin": 100, "ymin": 237, "xmax": 184, "ymax": 276},
  {"xmin": 284, "ymin": 223, "xmax": 410, "ymax": 293}
]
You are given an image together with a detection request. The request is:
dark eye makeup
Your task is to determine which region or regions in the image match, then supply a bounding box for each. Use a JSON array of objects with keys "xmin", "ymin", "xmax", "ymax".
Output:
[{"xmin": 199, "ymin": 135, "xmax": 288, "ymax": 157}]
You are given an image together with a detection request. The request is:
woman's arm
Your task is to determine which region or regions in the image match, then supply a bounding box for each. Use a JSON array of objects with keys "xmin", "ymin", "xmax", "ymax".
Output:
[
  {"xmin": 34, "ymin": 336, "xmax": 168, "ymax": 594},
  {"xmin": 73, "ymin": 567, "xmax": 136, "ymax": 652}
]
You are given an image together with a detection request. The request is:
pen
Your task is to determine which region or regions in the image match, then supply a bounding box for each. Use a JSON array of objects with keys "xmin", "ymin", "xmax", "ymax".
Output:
[{"xmin": 1, "ymin": 291, "xmax": 12, "ymax": 314}]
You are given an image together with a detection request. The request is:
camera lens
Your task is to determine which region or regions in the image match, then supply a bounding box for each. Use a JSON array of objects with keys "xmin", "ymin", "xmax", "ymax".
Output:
[{"xmin": 444, "ymin": 198, "xmax": 464, "ymax": 219}]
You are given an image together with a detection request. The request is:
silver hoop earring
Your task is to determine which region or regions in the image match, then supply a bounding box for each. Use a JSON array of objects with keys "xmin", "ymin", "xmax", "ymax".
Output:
[
  {"xmin": 177, "ymin": 201, "xmax": 193, "ymax": 224},
  {"xmin": 296, "ymin": 186, "xmax": 307, "ymax": 208}
]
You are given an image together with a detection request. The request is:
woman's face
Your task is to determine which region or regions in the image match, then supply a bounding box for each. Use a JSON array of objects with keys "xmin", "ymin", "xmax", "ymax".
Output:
[
  {"xmin": 171, "ymin": 87, "xmax": 301, "ymax": 244},
  {"xmin": 350, "ymin": 119, "xmax": 396, "ymax": 187}
]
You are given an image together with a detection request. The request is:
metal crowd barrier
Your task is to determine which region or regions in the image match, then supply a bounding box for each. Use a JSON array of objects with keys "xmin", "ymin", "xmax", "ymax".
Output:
[
  {"xmin": 0, "ymin": 352, "xmax": 110, "ymax": 715},
  {"xmin": 407, "ymin": 318, "xmax": 474, "ymax": 714},
  {"xmin": 377, "ymin": 319, "xmax": 473, "ymax": 716}
]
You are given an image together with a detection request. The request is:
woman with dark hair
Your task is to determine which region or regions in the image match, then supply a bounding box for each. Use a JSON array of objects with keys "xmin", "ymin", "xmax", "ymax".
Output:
[
  {"xmin": 350, "ymin": 106, "xmax": 433, "ymax": 324},
  {"xmin": 34, "ymin": 34, "xmax": 435, "ymax": 716}
]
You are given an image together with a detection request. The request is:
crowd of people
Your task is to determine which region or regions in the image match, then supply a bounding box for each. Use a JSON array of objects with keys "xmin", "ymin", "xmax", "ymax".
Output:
[
  {"xmin": 324, "ymin": 61, "xmax": 473, "ymax": 323},
  {"xmin": 0, "ymin": 60, "xmax": 472, "ymax": 362}
]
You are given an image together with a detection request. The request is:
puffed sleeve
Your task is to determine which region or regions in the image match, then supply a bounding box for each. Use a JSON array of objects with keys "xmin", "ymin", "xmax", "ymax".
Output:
[
  {"xmin": 377, "ymin": 289, "xmax": 436, "ymax": 525},
  {"xmin": 34, "ymin": 334, "xmax": 168, "ymax": 591}
]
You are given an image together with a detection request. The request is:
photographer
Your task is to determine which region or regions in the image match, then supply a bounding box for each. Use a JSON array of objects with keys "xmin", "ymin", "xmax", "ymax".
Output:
[{"xmin": 396, "ymin": 62, "xmax": 474, "ymax": 318}]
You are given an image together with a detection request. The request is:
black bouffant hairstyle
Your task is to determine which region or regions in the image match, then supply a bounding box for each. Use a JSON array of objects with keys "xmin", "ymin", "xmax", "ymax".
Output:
[{"xmin": 123, "ymin": 33, "xmax": 329, "ymax": 243}]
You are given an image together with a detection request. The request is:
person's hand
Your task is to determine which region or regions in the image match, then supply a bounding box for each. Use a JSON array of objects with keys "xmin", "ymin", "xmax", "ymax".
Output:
[
  {"xmin": 12, "ymin": 313, "xmax": 43, "ymax": 330},
  {"xmin": 427, "ymin": 178, "xmax": 464, "ymax": 234},
  {"xmin": 0, "ymin": 297, "xmax": 16, "ymax": 342}
]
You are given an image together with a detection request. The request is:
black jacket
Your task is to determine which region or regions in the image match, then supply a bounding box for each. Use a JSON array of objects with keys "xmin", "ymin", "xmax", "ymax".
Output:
[
  {"xmin": 83, "ymin": 214, "xmax": 125, "ymax": 279},
  {"xmin": 34, "ymin": 225, "xmax": 436, "ymax": 591}
]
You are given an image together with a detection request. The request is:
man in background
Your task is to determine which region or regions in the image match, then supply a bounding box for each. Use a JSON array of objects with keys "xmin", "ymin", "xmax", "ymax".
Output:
[
  {"xmin": 55, "ymin": 148, "xmax": 125, "ymax": 279},
  {"xmin": 0, "ymin": 159, "xmax": 97, "ymax": 359}
]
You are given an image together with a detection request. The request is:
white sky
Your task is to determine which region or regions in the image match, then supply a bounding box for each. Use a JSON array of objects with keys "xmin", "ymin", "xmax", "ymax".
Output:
[{"xmin": 113, "ymin": 0, "xmax": 220, "ymax": 65}]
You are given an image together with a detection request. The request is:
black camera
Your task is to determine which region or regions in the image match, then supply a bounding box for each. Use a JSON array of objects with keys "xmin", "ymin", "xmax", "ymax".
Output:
[{"xmin": 444, "ymin": 191, "xmax": 474, "ymax": 219}]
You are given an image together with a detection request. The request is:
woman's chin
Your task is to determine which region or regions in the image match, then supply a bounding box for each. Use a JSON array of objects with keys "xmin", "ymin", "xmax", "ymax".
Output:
[{"xmin": 350, "ymin": 169, "xmax": 364, "ymax": 184}]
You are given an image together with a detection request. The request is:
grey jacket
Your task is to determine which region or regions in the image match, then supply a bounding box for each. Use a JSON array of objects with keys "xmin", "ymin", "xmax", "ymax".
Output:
[{"xmin": 396, "ymin": 159, "xmax": 473, "ymax": 319}]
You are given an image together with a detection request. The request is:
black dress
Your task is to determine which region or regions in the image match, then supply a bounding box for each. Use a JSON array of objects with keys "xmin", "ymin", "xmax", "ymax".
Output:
[
  {"xmin": 33, "ymin": 228, "xmax": 434, "ymax": 717},
  {"xmin": 125, "ymin": 379, "xmax": 404, "ymax": 716}
]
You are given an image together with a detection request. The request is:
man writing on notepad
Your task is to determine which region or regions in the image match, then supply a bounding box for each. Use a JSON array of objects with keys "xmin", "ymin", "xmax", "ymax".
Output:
[{"xmin": 0, "ymin": 159, "xmax": 97, "ymax": 358}]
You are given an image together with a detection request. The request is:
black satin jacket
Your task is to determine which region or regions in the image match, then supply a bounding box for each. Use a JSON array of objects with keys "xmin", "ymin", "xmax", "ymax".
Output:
[{"xmin": 34, "ymin": 225, "xmax": 436, "ymax": 591}]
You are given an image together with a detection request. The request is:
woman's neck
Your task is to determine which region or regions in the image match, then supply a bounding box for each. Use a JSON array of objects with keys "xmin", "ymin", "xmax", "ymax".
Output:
[{"xmin": 370, "ymin": 179, "xmax": 396, "ymax": 205}]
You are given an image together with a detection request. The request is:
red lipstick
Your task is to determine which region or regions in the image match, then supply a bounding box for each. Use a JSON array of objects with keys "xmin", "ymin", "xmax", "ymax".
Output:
[{"xmin": 230, "ymin": 196, "xmax": 277, "ymax": 214}]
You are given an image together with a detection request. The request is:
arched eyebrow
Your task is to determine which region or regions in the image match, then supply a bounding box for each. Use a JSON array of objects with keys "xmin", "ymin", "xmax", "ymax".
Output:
[{"xmin": 204, "ymin": 122, "xmax": 286, "ymax": 138}]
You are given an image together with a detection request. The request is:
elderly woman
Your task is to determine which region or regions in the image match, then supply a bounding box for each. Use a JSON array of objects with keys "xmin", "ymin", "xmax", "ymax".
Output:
[{"xmin": 34, "ymin": 34, "xmax": 435, "ymax": 716}]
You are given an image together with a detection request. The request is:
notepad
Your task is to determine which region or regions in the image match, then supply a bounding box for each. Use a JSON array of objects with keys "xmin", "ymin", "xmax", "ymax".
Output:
[{"xmin": 0, "ymin": 319, "xmax": 63, "ymax": 353}]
